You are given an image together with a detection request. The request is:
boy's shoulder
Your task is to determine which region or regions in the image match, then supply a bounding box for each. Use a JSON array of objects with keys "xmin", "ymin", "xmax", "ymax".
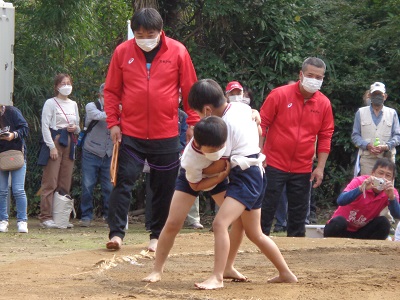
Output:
[{"xmin": 222, "ymin": 102, "xmax": 252, "ymax": 120}]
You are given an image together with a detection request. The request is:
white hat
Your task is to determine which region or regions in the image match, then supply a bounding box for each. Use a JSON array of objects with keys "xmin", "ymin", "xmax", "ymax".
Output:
[{"xmin": 370, "ymin": 82, "xmax": 386, "ymax": 94}]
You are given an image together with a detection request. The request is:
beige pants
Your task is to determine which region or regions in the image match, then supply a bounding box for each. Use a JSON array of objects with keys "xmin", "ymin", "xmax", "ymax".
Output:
[
  {"xmin": 359, "ymin": 156, "xmax": 377, "ymax": 175},
  {"xmin": 39, "ymin": 135, "xmax": 74, "ymax": 222}
]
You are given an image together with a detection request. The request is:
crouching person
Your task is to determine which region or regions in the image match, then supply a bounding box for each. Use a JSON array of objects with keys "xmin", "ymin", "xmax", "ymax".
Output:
[{"xmin": 324, "ymin": 158, "xmax": 400, "ymax": 240}]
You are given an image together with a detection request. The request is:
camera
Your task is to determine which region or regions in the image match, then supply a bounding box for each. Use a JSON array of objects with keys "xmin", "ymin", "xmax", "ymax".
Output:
[{"xmin": 372, "ymin": 177, "xmax": 385, "ymax": 191}]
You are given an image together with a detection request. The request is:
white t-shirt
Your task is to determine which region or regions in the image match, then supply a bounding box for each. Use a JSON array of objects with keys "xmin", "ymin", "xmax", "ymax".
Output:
[
  {"xmin": 181, "ymin": 138, "xmax": 219, "ymax": 191},
  {"xmin": 222, "ymin": 102, "xmax": 260, "ymax": 157}
]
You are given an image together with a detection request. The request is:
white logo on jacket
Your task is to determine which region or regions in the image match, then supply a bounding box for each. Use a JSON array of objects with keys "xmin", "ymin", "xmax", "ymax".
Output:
[
  {"xmin": 128, "ymin": 58, "xmax": 134, "ymax": 64},
  {"xmin": 288, "ymin": 103, "xmax": 293, "ymax": 108}
]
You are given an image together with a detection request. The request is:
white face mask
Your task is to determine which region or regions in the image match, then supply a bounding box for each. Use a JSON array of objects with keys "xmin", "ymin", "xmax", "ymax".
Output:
[
  {"xmin": 58, "ymin": 85, "xmax": 73, "ymax": 96},
  {"xmin": 136, "ymin": 35, "xmax": 160, "ymax": 52},
  {"xmin": 301, "ymin": 76, "xmax": 323, "ymax": 94},
  {"xmin": 228, "ymin": 95, "xmax": 243, "ymax": 103},
  {"xmin": 241, "ymin": 97, "xmax": 251, "ymax": 105},
  {"xmin": 203, "ymin": 145, "xmax": 226, "ymax": 161}
]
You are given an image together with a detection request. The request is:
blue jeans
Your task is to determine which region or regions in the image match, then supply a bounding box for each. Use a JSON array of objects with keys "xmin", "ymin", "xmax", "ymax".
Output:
[
  {"xmin": 261, "ymin": 165, "xmax": 311, "ymax": 237},
  {"xmin": 0, "ymin": 162, "xmax": 28, "ymax": 222},
  {"xmin": 80, "ymin": 150, "xmax": 112, "ymax": 220}
]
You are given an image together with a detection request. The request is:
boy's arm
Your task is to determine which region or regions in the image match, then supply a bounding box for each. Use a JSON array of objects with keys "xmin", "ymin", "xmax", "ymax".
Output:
[
  {"xmin": 202, "ymin": 159, "xmax": 228, "ymax": 175},
  {"xmin": 189, "ymin": 161, "xmax": 230, "ymax": 191}
]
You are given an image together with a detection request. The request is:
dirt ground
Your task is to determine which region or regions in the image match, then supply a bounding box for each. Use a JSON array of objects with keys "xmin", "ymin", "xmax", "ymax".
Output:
[{"xmin": 1, "ymin": 218, "xmax": 399, "ymax": 300}]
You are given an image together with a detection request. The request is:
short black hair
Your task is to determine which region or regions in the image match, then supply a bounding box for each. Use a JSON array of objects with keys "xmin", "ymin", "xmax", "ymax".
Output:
[
  {"xmin": 372, "ymin": 158, "xmax": 397, "ymax": 178},
  {"xmin": 131, "ymin": 8, "xmax": 163, "ymax": 32},
  {"xmin": 194, "ymin": 116, "xmax": 227, "ymax": 148},
  {"xmin": 188, "ymin": 79, "xmax": 226, "ymax": 112}
]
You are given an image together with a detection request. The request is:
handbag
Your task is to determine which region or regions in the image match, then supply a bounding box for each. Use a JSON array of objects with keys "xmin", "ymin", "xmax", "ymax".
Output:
[{"xmin": 0, "ymin": 150, "xmax": 24, "ymax": 171}]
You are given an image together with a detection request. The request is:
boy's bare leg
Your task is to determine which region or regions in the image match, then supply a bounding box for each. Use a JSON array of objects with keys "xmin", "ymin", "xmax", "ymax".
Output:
[
  {"xmin": 212, "ymin": 193, "xmax": 246, "ymax": 281},
  {"xmin": 195, "ymin": 197, "xmax": 245, "ymax": 290},
  {"xmin": 241, "ymin": 208, "xmax": 298, "ymax": 283},
  {"xmin": 143, "ymin": 191, "xmax": 196, "ymax": 283}
]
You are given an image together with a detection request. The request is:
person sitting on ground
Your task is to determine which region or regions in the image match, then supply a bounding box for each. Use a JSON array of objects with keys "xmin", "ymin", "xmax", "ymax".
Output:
[{"xmin": 324, "ymin": 158, "xmax": 400, "ymax": 240}]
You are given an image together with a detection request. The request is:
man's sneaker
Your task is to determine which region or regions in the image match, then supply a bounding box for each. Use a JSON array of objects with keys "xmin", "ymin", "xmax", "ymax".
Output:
[
  {"xmin": 67, "ymin": 223, "xmax": 74, "ymax": 228},
  {"xmin": 189, "ymin": 222, "xmax": 204, "ymax": 229},
  {"xmin": 79, "ymin": 219, "xmax": 91, "ymax": 227},
  {"xmin": 0, "ymin": 220, "xmax": 9, "ymax": 232},
  {"xmin": 41, "ymin": 220, "xmax": 59, "ymax": 229},
  {"xmin": 17, "ymin": 221, "xmax": 28, "ymax": 233}
]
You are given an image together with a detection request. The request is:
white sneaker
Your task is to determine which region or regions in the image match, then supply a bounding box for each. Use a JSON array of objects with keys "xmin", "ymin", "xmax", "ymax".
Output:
[
  {"xmin": 67, "ymin": 222, "xmax": 74, "ymax": 228},
  {"xmin": 0, "ymin": 220, "xmax": 8, "ymax": 232},
  {"xmin": 41, "ymin": 220, "xmax": 59, "ymax": 229},
  {"xmin": 17, "ymin": 221, "xmax": 28, "ymax": 233}
]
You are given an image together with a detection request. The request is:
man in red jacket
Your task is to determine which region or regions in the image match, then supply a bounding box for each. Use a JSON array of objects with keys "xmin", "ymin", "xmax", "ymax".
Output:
[
  {"xmin": 103, "ymin": 8, "xmax": 199, "ymax": 251},
  {"xmin": 259, "ymin": 57, "xmax": 334, "ymax": 237}
]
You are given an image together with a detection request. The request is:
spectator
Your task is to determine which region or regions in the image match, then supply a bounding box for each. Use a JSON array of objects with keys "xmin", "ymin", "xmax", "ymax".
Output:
[
  {"xmin": 242, "ymin": 86, "xmax": 254, "ymax": 107},
  {"xmin": 225, "ymin": 81, "xmax": 244, "ymax": 103},
  {"xmin": 324, "ymin": 158, "xmax": 400, "ymax": 240},
  {"xmin": 79, "ymin": 83, "xmax": 113, "ymax": 227},
  {"xmin": 104, "ymin": 8, "xmax": 199, "ymax": 250},
  {"xmin": 260, "ymin": 57, "xmax": 334, "ymax": 237},
  {"xmin": 0, "ymin": 105, "xmax": 29, "ymax": 233},
  {"xmin": 351, "ymin": 82, "xmax": 400, "ymax": 176},
  {"xmin": 38, "ymin": 73, "xmax": 80, "ymax": 229}
]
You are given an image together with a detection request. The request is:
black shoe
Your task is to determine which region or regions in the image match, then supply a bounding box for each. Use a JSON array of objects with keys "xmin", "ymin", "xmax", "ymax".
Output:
[{"xmin": 273, "ymin": 225, "xmax": 287, "ymax": 233}]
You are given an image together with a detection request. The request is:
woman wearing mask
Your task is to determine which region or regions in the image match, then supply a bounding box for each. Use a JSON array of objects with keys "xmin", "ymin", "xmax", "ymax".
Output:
[
  {"xmin": 38, "ymin": 73, "xmax": 80, "ymax": 228},
  {"xmin": 0, "ymin": 105, "xmax": 29, "ymax": 233}
]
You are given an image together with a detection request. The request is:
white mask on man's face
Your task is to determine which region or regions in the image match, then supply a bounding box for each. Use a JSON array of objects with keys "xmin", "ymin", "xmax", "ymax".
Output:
[
  {"xmin": 136, "ymin": 35, "xmax": 160, "ymax": 52},
  {"xmin": 301, "ymin": 75, "xmax": 323, "ymax": 94},
  {"xmin": 228, "ymin": 95, "xmax": 243, "ymax": 103}
]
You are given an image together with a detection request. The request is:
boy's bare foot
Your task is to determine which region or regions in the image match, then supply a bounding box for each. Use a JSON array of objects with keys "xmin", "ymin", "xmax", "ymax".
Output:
[
  {"xmin": 142, "ymin": 271, "xmax": 162, "ymax": 283},
  {"xmin": 147, "ymin": 238, "xmax": 158, "ymax": 252},
  {"xmin": 194, "ymin": 275, "xmax": 224, "ymax": 290},
  {"xmin": 267, "ymin": 271, "xmax": 298, "ymax": 283},
  {"xmin": 106, "ymin": 236, "xmax": 122, "ymax": 250},
  {"xmin": 223, "ymin": 267, "xmax": 248, "ymax": 282}
]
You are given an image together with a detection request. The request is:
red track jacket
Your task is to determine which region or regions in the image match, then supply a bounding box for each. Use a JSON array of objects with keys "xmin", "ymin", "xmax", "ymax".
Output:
[
  {"xmin": 260, "ymin": 82, "xmax": 334, "ymax": 173},
  {"xmin": 104, "ymin": 31, "xmax": 199, "ymax": 139}
]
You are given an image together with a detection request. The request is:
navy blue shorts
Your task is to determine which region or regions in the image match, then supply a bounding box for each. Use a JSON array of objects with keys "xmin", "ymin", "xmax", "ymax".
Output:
[
  {"xmin": 226, "ymin": 160, "xmax": 267, "ymax": 211},
  {"xmin": 175, "ymin": 168, "xmax": 228, "ymax": 196}
]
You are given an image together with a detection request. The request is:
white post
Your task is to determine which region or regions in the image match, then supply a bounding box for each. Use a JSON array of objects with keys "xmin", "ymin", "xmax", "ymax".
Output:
[
  {"xmin": 127, "ymin": 20, "xmax": 134, "ymax": 40},
  {"xmin": 0, "ymin": 1, "xmax": 15, "ymax": 106}
]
